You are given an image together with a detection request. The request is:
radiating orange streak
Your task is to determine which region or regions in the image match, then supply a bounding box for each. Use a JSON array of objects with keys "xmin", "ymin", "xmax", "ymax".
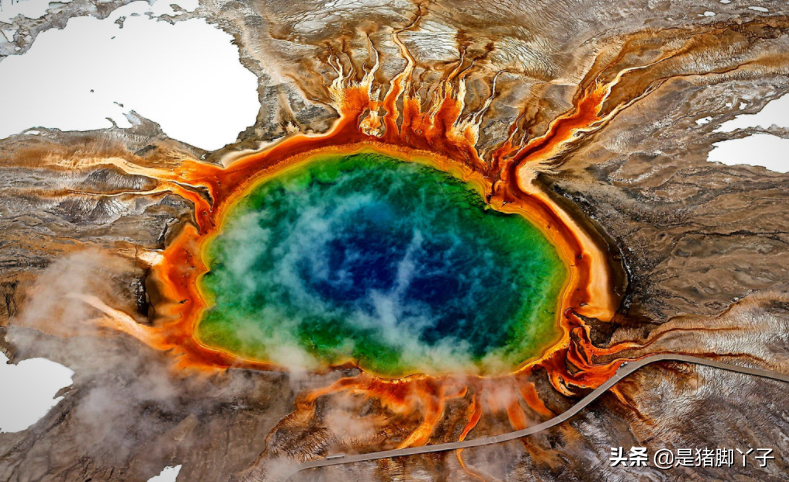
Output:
[
  {"xmin": 457, "ymin": 394, "xmax": 487, "ymax": 482},
  {"xmin": 72, "ymin": 294, "xmax": 161, "ymax": 345},
  {"xmin": 506, "ymin": 399, "xmax": 529, "ymax": 432},
  {"xmin": 608, "ymin": 386, "xmax": 630, "ymax": 407},
  {"xmin": 297, "ymin": 372, "xmax": 474, "ymax": 450},
  {"xmin": 302, "ymin": 375, "xmax": 468, "ymax": 450},
  {"xmin": 304, "ymin": 374, "xmax": 429, "ymax": 410},
  {"xmin": 518, "ymin": 381, "xmax": 553, "ymax": 418},
  {"xmin": 399, "ymin": 382, "xmax": 468, "ymax": 449},
  {"xmin": 380, "ymin": 22, "xmax": 416, "ymax": 143},
  {"xmin": 397, "ymin": 392, "xmax": 442, "ymax": 449},
  {"xmin": 459, "ymin": 394, "xmax": 483, "ymax": 442},
  {"xmin": 500, "ymin": 84, "xmax": 607, "ymax": 168}
]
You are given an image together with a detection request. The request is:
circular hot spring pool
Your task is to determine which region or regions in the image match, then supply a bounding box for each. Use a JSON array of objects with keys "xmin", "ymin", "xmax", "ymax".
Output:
[{"xmin": 196, "ymin": 152, "xmax": 567, "ymax": 376}]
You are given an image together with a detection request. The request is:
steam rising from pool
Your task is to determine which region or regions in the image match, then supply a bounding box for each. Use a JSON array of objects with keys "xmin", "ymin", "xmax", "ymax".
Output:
[{"xmin": 196, "ymin": 153, "xmax": 567, "ymax": 376}]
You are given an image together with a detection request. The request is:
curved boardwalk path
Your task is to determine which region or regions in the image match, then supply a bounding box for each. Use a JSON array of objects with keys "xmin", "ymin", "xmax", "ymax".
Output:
[{"xmin": 282, "ymin": 354, "xmax": 789, "ymax": 480}]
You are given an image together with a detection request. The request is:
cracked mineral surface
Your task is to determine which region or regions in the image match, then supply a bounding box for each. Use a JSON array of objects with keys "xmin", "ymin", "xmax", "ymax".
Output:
[{"xmin": 2, "ymin": 1, "xmax": 789, "ymax": 481}]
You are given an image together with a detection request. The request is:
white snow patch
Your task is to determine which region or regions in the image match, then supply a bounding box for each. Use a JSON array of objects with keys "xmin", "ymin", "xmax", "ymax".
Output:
[
  {"xmin": 148, "ymin": 465, "xmax": 182, "ymax": 482},
  {"xmin": 703, "ymin": 11, "xmax": 716, "ymax": 17},
  {"xmin": 0, "ymin": 0, "xmax": 259, "ymax": 151},
  {"xmin": 696, "ymin": 116, "xmax": 712, "ymax": 125},
  {"xmin": 0, "ymin": 352, "xmax": 74, "ymax": 433},
  {"xmin": 708, "ymin": 133, "xmax": 789, "ymax": 173},
  {"xmin": 748, "ymin": 6, "xmax": 769, "ymax": 12},
  {"xmin": 2, "ymin": 27, "xmax": 17, "ymax": 42},
  {"xmin": 716, "ymin": 94, "xmax": 789, "ymax": 132}
]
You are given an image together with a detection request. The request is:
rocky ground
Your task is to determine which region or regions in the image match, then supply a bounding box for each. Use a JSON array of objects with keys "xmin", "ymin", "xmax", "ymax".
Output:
[{"xmin": 2, "ymin": 0, "xmax": 789, "ymax": 481}]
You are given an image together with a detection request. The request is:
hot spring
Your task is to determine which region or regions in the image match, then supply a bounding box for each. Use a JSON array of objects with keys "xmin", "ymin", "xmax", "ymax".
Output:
[{"xmin": 195, "ymin": 152, "xmax": 567, "ymax": 376}]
